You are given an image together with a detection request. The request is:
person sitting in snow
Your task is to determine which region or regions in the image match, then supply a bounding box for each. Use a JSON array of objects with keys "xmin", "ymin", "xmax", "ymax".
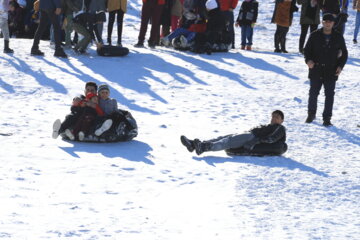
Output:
[
  {"xmin": 94, "ymin": 84, "xmax": 138, "ymax": 141},
  {"xmin": 52, "ymin": 81, "xmax": 112, "ymax": 140},
  {"xmin": 69, "ymin": 92, "xmax": 105, "ymax": 141},
  {"xmin": 180, "ymin": 110, "xmax": 287, "ymax": 155}
]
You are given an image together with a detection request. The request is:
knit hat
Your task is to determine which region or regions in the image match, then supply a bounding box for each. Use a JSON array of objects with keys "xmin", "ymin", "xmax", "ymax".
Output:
[
  {"xmin": 86, "ymin": 92, "xmax": 98, "ymax": 100},
  {"xmin": 322, "ymin": 13, "xmax": 335, "ymax": 22},
  {"xmin": 98, "ymin": 84, "xmax": 110, "ymax": 94},
  {"xmin": 206, "ymin": 0, "xmax": 218, "ymax": 11}
]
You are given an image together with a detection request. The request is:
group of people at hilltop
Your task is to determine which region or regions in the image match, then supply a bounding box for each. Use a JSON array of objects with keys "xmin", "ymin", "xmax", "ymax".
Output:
[{"xmin": 0, "ymin": 0, "xmax": 359, "ymax": 56}]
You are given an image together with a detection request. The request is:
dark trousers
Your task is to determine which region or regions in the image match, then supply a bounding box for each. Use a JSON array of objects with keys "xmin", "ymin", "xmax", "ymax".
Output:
[
  {"xmin": 138, "ymin": 0, "xmax": 164, "ymax": 44},
  {"xmin": 308, "ymin": 78, "xmax": 336, "ymax": 120},
  {"xmin": 274, "ymin": 25, "xmax": 289, "ymax": 50},
  {"xmin": 32, "ymin": 10, "xmax": 62, "ymax": 50},
  {"xmin": 108, "ymin": 9, "xmax": 125, "ymax": 44},
  {"xmin": 223, "ymin": 10, "xmax": 235, "ymax": 47},
  {"xmin": 299, "ymin": 24, "xmax": 318, "ymax": 51}
]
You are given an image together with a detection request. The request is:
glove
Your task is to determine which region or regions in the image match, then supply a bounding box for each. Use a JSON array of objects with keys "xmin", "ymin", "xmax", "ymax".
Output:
[{"xmin": 243, "ymin": 138, "xmax": 260, "ymax": 151}]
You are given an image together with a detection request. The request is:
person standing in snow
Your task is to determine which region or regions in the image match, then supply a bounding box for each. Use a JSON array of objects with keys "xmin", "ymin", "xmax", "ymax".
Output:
[
  {"xmin": 354, "ymin": 0, "xmax": 360, "ymax": 43},
  {"xmin": 0, "ymin": 0, "xmax": 14, "ymax": 53},
  {"xmin": 297, "ymin": 0, "xmax": 320, "ymax": 54},
  {"xmin": 30, "ymin": 0, "xmax": 67, "ymax": 58},
  {"xmin": 304, "ymin": 13, "xmax": 348, "ymax": 127},
  {"xmin": 181, "ymin": 110, "xmax": 286, "ymax": 155},
  {"xmin": 107, "ymin": 0, "xmax": 127, "ymax": 46},
  {"xmin": 271, "ymin": 0, "xmax": 298, "ymax": 53},
  {"xmin": 235, "ymin": 0, "xmax": 258, "ymax": 50},
  {"xmin": 134, "ymin": 0, "xmax": 165, "ymax": 48},
  {"xmin": 219, "ymin": 0, "xmax": 239, "ymax": 49}
]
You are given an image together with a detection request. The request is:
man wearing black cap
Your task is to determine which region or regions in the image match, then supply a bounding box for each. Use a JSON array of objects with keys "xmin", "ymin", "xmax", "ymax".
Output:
[{"xmin": 304, "ymin": 13, "xmax": 348, "ymax": 126}]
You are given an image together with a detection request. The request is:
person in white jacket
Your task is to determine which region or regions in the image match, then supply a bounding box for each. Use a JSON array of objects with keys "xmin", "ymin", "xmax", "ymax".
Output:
[{"xmin": 0, "ymin": 0, "xmax": 14, "ymax": 53}]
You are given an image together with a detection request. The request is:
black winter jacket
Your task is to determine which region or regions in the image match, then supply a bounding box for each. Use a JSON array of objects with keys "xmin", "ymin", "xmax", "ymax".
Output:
[
  {"xmin": 236, "ymin": 0, "xmax": 258, "ymax": 26},
  {"xmin": 250, "ymin": 124, "xmax": 286, "ymax": 144},
  {"xmin": 304, "ymin": 28, "xmax": 348, "ymax": 81}
]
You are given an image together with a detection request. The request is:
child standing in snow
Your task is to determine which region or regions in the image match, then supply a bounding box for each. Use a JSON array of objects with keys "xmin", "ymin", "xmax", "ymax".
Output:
[
  {"xmin": 0, "ymin": 0, "xmax": 14, "ymax": 53},
  {"xmin": 235, "ymin": 0, "xmax": 258, "ymax": 50}
]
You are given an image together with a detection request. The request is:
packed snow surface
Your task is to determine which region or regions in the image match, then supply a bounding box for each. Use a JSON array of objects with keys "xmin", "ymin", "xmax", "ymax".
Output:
[{"xmin": 0, "ymin": 1, "xmax": 359, "ymax": 239}]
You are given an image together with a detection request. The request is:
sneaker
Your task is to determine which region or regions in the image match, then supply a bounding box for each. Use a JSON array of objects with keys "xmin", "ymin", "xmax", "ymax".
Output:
[
  {"xmin": 246, "ymin": 45, "xmax": 252, "ymax": 51},
  {"xmin": 52, "ymin": 119, "xmax": 62, "ymax": 139},
  {"xmin": 180, "ymin": 135, "xmax": 195, "ymax": 152},
  {"xmin": 353, "ymin": 39, "xmax": 357, "ymax": 44},
  {"xmin": 31, "ymin": 48, "xmax": 44, "ymax": 56},
  {"xmin": 134, "ymin": 42, "xmax": 144, "ymax": 48},
  {"xmin": 305, "ymin": 114, "xmax": 316, "ymax": 123},
  {"xmin": 160, "ymin": 36, "xmax": 170, "ymax": 47},
  {"xmin": 54, "ymin": 48, "xmax": 68, "ymax": 58},
  {"xmin": 241, "ymin": 45, "xmax": 245, "ymax": 50},
  {"xmin": 323, "ymin": 119, "xmax": 333, "ymax": 127},
  {"xmin": 78, "ymin": 131, "xmax": 85, "ymax": 141},
  {"xmin": 180, "ymin": 35, "xmax": 188, "ymax": 48},
  {"xmin": 95, "ymin": 119, "xmax": 113, "ymax": 136},
  {"xmin": 64, "ymin": 129, "xmax": 75, "ymax": 141}
]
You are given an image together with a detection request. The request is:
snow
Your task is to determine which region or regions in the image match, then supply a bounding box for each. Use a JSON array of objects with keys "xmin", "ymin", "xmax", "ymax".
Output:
[{"xmin": 1, "ymin": 1, "xmax": 360, "ymax": 239}]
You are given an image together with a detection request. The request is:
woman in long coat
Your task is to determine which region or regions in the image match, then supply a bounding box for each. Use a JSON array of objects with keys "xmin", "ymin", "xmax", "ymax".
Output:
[
  {"xmin": 271, "ymin": 0, "xmax": 298, "ymax": 53},
  {"xmin": 107, "ymin": 0, "xmax": 127, "ymax": 46}
]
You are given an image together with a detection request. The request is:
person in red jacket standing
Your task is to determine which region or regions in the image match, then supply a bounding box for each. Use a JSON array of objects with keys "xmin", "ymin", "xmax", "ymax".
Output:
[
  {"xmin": 219, "ymin": 0, "xmax": 239, "ymax": 49},
  {"xmin": 134, "ymin": 0, "xmax": 165, "ymax": 48}
]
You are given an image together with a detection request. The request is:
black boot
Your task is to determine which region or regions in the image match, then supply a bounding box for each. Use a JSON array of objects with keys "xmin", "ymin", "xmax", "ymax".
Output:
[
  {"xmin": 305, "ymin": 113, "xmax": 316, "ymax": 123},
  {"xmin": 31, "ymin": 46, "xmax": 44, "ymax": 56},
  {"xmin": 323, "ymin": 118, "xmax": 333, "ymax": 127},
  {"xmin": 4, "ymin": 40, "xmax": 14, "ymax": 53},
  {"xmin": 180, "ymin": 135, "xmax": 195, "ymax": 152},
  {"xmin": 54, "ymin": 48, "xmax": 68, "ymax": 58},
  {"xmin": 193, "ymin": 139, "xmax": 212, "ymax": 155}
]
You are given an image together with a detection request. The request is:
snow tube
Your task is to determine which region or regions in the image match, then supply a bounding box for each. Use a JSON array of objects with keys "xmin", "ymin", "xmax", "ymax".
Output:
[
  {"xmin": 62, "ymin": 110, "xmax": 138, "ymax": 143},
  {"xmin": 97, "ymin": 45, "xmax": 129, "ymax": 57},
  {"xmin": 225, "ymin": 142, "xmax": 288, "ymax": 156}
]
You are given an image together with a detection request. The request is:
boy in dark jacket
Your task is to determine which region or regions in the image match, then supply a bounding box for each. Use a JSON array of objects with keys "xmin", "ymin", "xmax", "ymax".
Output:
[
  {"xmin": 235, "ymin": 0, "xmax": 258, "ymax": 50},
  {"xmin": 181, "ymin": 110, "xmax": 286, "ymax": 155}
]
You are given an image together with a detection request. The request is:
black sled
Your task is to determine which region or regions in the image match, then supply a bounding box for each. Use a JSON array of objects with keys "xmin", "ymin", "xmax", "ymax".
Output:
[{"xmin": 97, "ymin": 45, "xmax": 129, "ymax": 57}]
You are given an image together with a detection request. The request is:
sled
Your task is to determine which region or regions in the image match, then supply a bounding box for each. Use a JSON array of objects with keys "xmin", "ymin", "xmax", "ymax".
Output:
[
  {"xmin": 97, "ymin": 45, "xmax": 129, "ymax": 57},
  {"xmin": 225, "ymin": 142, "xmax": 288, "ymax": 156},
  {"xmin": 62, "ymin": 110, "xmax": 138, "ymax": 143}
]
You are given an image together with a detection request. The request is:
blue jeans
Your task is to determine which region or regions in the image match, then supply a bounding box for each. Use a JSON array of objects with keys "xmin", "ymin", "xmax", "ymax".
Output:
[
  {"xmin": 167, "ymin": 27, "xmax": 196, "ymax": 42},
  {"xmin": 354, "ymin": 11, "xmax": 360, "ymax": 41},
  {"xmin": 206, "ymin": 133, "xmax": 255, "ymax": 151},
  {"xmin": 241, "ymin": 24, "xmax": 253, "ymax": 46}
]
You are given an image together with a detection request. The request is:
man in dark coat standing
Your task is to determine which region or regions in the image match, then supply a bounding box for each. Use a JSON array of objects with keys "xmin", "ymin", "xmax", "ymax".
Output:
[
  {"xmin": 304, "ymin": 13, "xmax": 348, "ymax": 126},
  {"xmin": 31, "ymin": 0, "xmax": 67, "ymax": 58}
]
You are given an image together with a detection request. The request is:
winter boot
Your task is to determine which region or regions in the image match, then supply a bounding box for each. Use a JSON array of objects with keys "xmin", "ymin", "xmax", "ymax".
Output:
[
  {"xmin": 31, "ymin": 47, "xmax": 44, "ymax": 56},
  {"xmin": 134, "ymin": 41, "xmax": 144, "ymax": 48},
  {"xmin": 323, "ymin": 118, "xmax": 333, "ymax": 127},
  {"xmin": 64, "ymin": 129, "xmax": 75, "ymax": 141},
  {"xmin": 246, "ymin": 45, "xmax": 252, "ymax": 51},
  {"xmin": 305, "ymin": 113, "xmax": 316, "ymax": 123},
  {"xmin": 180, "ymin": 135, "xmax": 195, "ymax": 152},
  {"xmin": 52, "ymin": 119, "xmax": 62, "ymax": 139},
  {"xmin": 241, "ymin": 45, "xmax": 245, "ymax": 50},
  {"xmin": 4, "ymin": 40, "xmax": 14, "ymax": 53},
  {"xmin": 54, "ymin": 48, "xmax": 68, "ymax": 58},
  {"xmin": 180, "ymin": 35, "xmax": 188, "ymax": 48},
  {"xmin": 95, "ymin": 119, "xmax": 113, "ymax": 136},
  {"xmin": 193, "ymin": 139, "xmax": 212, "ymax": 155}
]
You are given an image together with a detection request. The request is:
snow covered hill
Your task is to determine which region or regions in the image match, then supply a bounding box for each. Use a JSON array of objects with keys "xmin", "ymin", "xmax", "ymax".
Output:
[{"xmin": 0, "ymin": 1, "xmax": 359, "ymax": 239}]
